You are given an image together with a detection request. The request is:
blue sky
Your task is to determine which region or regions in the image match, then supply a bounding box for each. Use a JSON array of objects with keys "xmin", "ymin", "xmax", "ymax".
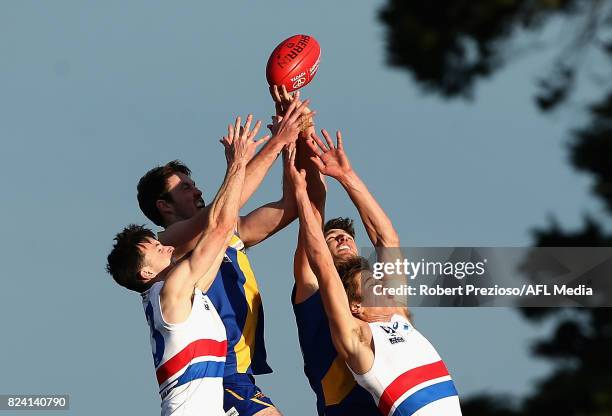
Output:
[{"xmin": 0, "ymin": 2, "xmax": 602, "ymax": 415}]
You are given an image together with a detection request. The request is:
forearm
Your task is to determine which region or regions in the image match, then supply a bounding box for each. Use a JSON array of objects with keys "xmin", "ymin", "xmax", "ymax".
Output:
[
  {"xmin": 292, "ymin": 144, "xmax": 325, "ymax": 299},
  {"xmin": 158, "ymin": 206, "xmax": 210, "ymax": 254},
  {"xmin": 236, "ymin": 142, "xmax": 306, "ymax": 247},
  {"xmin": 296, "ymin": 204, "xmax": 359, "ymax": 356},
  {"xmin": 293, "ymin": 228, "xmax": 320, "ymax": 303},
  {"xmin": 162, "ymin": 164, "xmax": 244, "ymax": 308},
  {"xmin": 296, "ymin": 191, "xmax": 352, "ymax": 320},
  {"xmin": 186, "ymin": 161, "xmax": 246, "ymax": 287},
  {"xmin": 297, "ymin": 138, "xmax": 326, "ymax": 217},
  {"xmin": 338, "ymin": 170, "xmax": 399, "ymax": 247},
  {"xmin": 296, "ymin": 189, "xmax": 329, "ymax": 264},
  {"xmin": 238, "ymin": 197, "xmax": 296, "ymax": 247},
  {"xmin": 207, "ymin": 161, "xmax": 247, "ymax": 234},
  {"xmin": 292, "ymin": 183, "xmax": 325, "ymax": 302},
  {"xmin": 240, "ymin": 138, "xmax": 285, "ymax": 206}
]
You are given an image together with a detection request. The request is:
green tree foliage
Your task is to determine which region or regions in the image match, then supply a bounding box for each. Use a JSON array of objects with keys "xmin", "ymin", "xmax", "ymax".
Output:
[
  {"xmin": 378, "ymin": 1, "xmax": 612, "ymax": 414},
  {"xmin": 379, "ymin": 0, "xmax": 610, "ymax": 109}
]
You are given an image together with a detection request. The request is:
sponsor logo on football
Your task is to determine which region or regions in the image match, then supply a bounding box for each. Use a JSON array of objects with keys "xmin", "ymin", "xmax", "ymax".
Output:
[
  {"xmin": 292, "ymin": 77, "xmax": 306, "ymax": 89},
  {"xmin": 278, "ymin": 35, "xmax": 311, "ymax": 68},
  {"xmin": 226, "ymin": 407, "xmax": 239, "ymax": 416},
  {"xmin": 291, "ymin": 71, "xmax": 307, "ymax": 89},
  {"xmin": 291, "ymin": 71, "xmax": 306, "ymax": 82}
]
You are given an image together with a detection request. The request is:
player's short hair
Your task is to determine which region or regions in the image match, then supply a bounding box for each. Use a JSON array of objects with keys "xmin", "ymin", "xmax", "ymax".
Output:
[
  {"xmin": 137, "ymin": 160, "xmax": 191, "ymax": 226},
  {"xmin": 336, "ymin": 256, "xmax": 370, "ymax": 303},
  {"xmin": 323, "ymin": 217, "xmax": 355, "ymax": 238},
  {"xmin": 106, "ymin": 224, "xmax": 156, "ymax": 293}
]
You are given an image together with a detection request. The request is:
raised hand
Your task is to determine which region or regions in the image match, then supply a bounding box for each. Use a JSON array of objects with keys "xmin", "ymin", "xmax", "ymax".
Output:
[
  {"xmin": 306, "ymin": 129, "xmax": 352, "ymax": 179},
  {"xmin": 220, "ymin": 114, "xmax": 270, "ymax": 165},
  {"xmin": 272, "ymin": 96, "xmax": 314, "ymax": 146},
  {"xmin": 267, "ymin": 114, "xmax": 283, "ymax": 137},
  {"xmin": 269, "ymin": 85, "xmax": 316, "ymax": 136}
]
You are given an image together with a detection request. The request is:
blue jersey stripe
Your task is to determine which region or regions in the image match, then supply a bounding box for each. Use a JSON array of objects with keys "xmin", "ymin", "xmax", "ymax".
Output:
[
  {"xmin": 393, "ymin": 380, "xmax": 458, "ymax": 416},
  {"xmin": 175, "ymin": 361, "xmax": 225, "ymax": 388},
  {"xmin": 206, "ymin": 243, "xmax": 271, "ymax": 376}
]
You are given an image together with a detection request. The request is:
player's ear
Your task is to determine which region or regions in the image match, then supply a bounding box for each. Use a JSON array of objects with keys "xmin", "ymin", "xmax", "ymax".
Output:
[
  {"xmin": 350, "ymin": 301, "xmax": 362, "ymax": 316},
  {"xmin": 156, "ymin": 199, "xmax": 173, "ymax": 218},
  {"xmin": 139, "ymin": 266, "xmax": 156, "ymax": 283}
]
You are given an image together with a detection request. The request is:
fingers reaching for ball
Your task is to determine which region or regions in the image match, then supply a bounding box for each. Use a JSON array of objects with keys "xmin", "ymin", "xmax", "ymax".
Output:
[
  {"xmin": 306, "ymin": 129, "xmax": 352, "ymax": 180},
  {"xmin": 272, "ymin": 97, "xmax": 315, "ymax": 146},
  {"xmin": 221, "ymin": 114, "xmax": 269, "ymax": 165}
]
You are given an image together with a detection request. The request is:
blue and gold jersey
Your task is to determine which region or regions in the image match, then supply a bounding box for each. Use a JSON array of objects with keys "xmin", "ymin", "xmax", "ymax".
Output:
[
  {"xmin": 292, "ymin": 288, "xmax": 380, "ymax": 416},
  {"xmin": 206, "ymin": 235, "xmax": 271, "ymax": 376}
]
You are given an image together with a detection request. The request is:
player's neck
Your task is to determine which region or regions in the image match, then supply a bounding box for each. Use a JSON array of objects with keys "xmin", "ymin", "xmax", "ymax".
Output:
[
  {"xmin": 360, "ymin": 311, "xmax": 394, "ymax": 323},
  {"xmin": 360, "ymin": 307, "xmax": 409, "ymax": 323}
]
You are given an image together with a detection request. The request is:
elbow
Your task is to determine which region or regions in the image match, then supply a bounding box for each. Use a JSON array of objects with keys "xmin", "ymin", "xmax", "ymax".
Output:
[
  {"xmin": 380, "ymin": 232, "xmax": 400, "ymax": 248},
  {"xmin": 386, "ymin": 237, "xmax": 401, "ymax": 247},
  {"xmin": 331, "ymin": 326, "xmax": 361, "ymax": 361},
  {"xmin": 218, "ymin": 216, "xmax": 236, "ymax": 234},
  {"xmin": 208, "ymin": 214, "xmax": 236, "ymax": 240}
]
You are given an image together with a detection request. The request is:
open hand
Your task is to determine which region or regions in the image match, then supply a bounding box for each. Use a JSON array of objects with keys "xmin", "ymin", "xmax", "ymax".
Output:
[
  {"xmin": 306, "ymin": 129, "xmax": 352, "ymax": 179},
  {"xmin": 220, "ymin": 114, "xmax": 270, "ymax": 165},
  {"xmin": 272, "ymin": 96, "xmax": 314, "ymax": 146},
  {"xmin": 269, "ymin": 85, "xmax": 316, "ymax": 137}
]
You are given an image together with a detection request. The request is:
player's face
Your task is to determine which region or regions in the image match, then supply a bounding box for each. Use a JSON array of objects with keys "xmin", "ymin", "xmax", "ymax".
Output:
[
  {"xmin": 165, "ymin": 172, "xmax": 205, "ymax": 220},
  {"xmin": 324, "ymin": 229, "xmax": 358, "ymax": 260},
  {"xmin": 354, "ymin": 271, "xmax": 409, "ymax": 322},
  {"xmin": 138, "ymin": 237, "xmax": 175, "ymax": 279}
]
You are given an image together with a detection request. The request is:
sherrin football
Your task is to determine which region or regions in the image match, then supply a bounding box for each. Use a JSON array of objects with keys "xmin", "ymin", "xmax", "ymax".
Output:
[{"xmin": 266, "ymin": 34, "xmax": 321, "ymax": 93}]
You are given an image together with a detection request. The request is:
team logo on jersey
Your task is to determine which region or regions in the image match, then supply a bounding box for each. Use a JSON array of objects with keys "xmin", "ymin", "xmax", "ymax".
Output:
[
  {"xmin": 202, "ymin": 297, "xmax": 210, "ymax": 310},
  {"xmin": 392, "ymin": 320, "xmax": 412, "ymax": 333},
  {"xmin": 379, "ymin": 325, "xmax": 406, "ymax": 345}
]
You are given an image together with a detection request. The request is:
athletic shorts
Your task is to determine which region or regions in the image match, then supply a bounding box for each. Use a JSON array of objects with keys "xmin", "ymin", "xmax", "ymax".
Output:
[{"xmin": 223, "ymin": 373, "xmax": 276, "ymax": 416}]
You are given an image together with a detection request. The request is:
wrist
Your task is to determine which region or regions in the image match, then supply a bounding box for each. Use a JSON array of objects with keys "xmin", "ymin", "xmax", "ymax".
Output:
[
  {"xmin": 268, "ymin": 136, "xmax": 288, "ymax": 155},
  {"xmin": 228, "ymin": 159, "xmax": 247, "ymax": 172},
  {"xmin": 337, "ymin": 169, "xmax": 357, "ymax": 186},
  {"xmin": 294, "ymin": 187, "xmax": 309, "ymax": 200}
]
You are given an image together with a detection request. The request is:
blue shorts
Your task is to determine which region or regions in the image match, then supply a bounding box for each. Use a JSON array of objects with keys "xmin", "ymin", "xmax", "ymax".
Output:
[{"xmin": 223, "ymin": 373, "xmax": 276, "ymax": 415}]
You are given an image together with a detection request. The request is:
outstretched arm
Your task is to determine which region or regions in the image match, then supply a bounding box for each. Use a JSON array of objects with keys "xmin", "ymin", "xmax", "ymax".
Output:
[
  {"xmin": 160, "ymin": 119, "xmax": 256, "ymax": 324},
  {"xmin": 239, "ymin": 88, "xmax": 313, "ymax": 206},
  {"xmin": 269, "ymin": 85, "xmax": 327, "ymax": 299},
  {"xmin": 308, "ymin": 130, "xmax": 400, "ymax": 248},
  {"xmin": 158, "ymin": 115, "xmax": 268, "ymax": 257},
  {"xmin": 287, "ymin": 148, "xmax": 372, "ymax": 372},
  {"xmin": 308, "ymin": 130, "xmax": 408, "ymax": 313},
  {"xmin": 292, "ymin": 134, "xmax": 327, "ymax": 303},
  {"xmin": 237, "ymin": 96, "xmax": 314, "ymax": 247}
]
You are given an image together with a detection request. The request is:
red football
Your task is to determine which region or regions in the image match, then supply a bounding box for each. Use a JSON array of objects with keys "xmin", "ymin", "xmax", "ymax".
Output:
[{"xmin": 266, "ymin": 34, "xmax": 321, "ymax": 93}]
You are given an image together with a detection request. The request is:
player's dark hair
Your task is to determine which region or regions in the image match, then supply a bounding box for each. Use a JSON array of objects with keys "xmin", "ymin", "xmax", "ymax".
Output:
[
  {"xmin": 323, "ymin": 217, "xmax": 355, "ymax": 238},
  {"xmin": 137, "ymin": 160, "xmax": 192, "ymax": 227},
  {"xmin": 106, "ymin": 224, "xmax": 156, "ymax": 293},
  {"xmin": 336, "ymin": 256, "xmax": 370, "ymax": 303}
]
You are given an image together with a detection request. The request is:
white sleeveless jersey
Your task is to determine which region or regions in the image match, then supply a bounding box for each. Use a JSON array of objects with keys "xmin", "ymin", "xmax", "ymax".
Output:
[
  {"xmin": 349, "ymin": 315, "xmax": 462, "ymax": 416},
  {"xmin": 142, "ymin": 281, "xmax": 227, "ymax": 416}
]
